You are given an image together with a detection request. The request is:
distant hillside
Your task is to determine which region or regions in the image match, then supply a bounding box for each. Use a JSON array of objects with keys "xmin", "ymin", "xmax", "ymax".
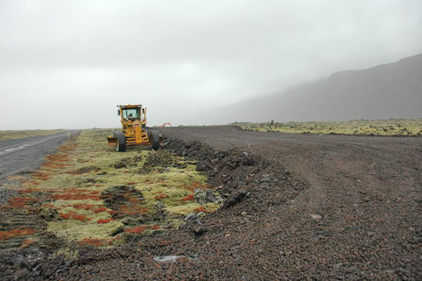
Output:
[{"xmin": 204, "ymin": 53, "xmax": 422, "ymax": 123}]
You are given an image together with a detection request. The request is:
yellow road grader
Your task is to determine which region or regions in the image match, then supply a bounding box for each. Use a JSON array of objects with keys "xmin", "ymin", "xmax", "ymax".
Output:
[{"xmin": 107, "ymin": 104, "xmax": 160, "ymax": 152}]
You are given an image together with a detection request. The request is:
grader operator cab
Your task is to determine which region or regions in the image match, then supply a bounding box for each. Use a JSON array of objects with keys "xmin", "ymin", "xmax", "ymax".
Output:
[{"xmin": 107, "ymin": 104, "xmax": 160, "ymax": 152}]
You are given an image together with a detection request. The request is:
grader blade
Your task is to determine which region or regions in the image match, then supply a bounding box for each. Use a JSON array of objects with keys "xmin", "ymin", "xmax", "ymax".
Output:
[{"xmin": 107, "ymin": 137, "xmax": 117, "ymax": 147}]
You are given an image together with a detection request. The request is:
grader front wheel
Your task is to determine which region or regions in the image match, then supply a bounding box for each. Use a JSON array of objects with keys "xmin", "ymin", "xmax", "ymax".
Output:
[{"xmin": 115, "ymin": 131, "xmax": 126, "ymax": 152}]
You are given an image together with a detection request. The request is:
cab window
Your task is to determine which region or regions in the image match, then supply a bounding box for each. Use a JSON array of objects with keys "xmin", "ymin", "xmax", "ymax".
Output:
[{"xmin": 123, "ymin": 108, "xmax": 140, "ymax": 119}]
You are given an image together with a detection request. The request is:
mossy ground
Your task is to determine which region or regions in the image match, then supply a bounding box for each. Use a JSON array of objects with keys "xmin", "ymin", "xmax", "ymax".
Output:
[
  {"xmin": 231, "ymin": 119, "xmax": 422, "ymax": 136},
  {"xmin": 0, "ymin": 129, "xmax": 66, "ymax": 140},
  {"xmin": 1, "ymin": 129, "xmax": 219, "ymax": 250}
]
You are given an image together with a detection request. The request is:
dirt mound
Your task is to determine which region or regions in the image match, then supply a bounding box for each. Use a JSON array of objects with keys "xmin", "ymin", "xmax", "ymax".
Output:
[
  {"xmin": 163, "ymin": 138, "xmax": 271, "ymax": 193},
  {"xmin": 101, "ymin": 185, "xmax": 144, "ymax": 210},
  {"xmin": 137, "ymin": 150, "xmax": 191, "ymax": 174}
]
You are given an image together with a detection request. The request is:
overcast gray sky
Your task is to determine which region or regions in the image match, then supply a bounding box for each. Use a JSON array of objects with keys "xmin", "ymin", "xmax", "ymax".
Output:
[{"xmin": 1, "ymin": 0, "xmax": 421, "ymax": 129}]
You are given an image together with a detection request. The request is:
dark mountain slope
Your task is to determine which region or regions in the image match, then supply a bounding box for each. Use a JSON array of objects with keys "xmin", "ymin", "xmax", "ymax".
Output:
[{"xmin": 211, "ymin": 53, "xmax": 422, "ymax": 123}]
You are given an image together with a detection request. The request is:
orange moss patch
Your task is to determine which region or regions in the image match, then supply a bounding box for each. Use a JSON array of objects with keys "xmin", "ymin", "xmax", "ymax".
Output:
[
  {"xmin": 53, "ymin": 188, "xmax": 101, "ymax": 201},
  {"xmin": 97, "ymin": 219, "xmax": 113, "ymax": 224},
  {"xmin": 93, "ymin": 207, "xmax": 108, "ymax": 213},
  {"xmin": 22, "ymin": 181, "xmax": 39, "ymax": 187},
  {"xmin": 0, "ymin": 228, "xmax": 36, "ymax": 241},
  {"xmin": 21, "ymin": 239, "xmax": 36, "ymax": 247},
  {"xmin": 72, "ymin": 203, "xmax": 91, "ymax": 210},
  {"xmin": 119, "ymin": 205, "xmax": 149, "ymax": 215},
  {"xmin": 128, "ymin": 198, "xmax": 143, "ymax": 204},
  {"xmin": 45, "ymin": 154, "xmax": 69, "ymax": 162},
  {"xmin": 194, "ymin": 206, "xmax": 211, "ymax": 213},
  {"xmin": 125, "ymin": 225, "xmax": 149, "ymax": 233},
  {"xmin": 54, "ymin": 193, "xmax": 101, "ymax": 201},
  {"xmin": 154, "ymin": 194, "xmax": 168, "ymax": 200},
  {"xmin": 60, "ymin": 212, "xmax": 92, "ymax": 222},
  {"xmin": 125, "ymin": 225, "xmax": 160, "ymax": 233},
  {"xmin": 41, "ymin": 203, "xmax": 62, "ymax": 210},
  {"xmin": 72, "ymin": 204, "xmax": 104, "ymax": 212},
  {"xmin": 33, "ymin": 172, "xmax": 50, "ymax": 181},
  {"xmin": 43, "ymin": 162, "xmax": 67, "ymax": 169},
  {"xmin": 68, "ymin": 204, "xmax": 109, "ymax": 213},
  {"xmin": 58, "ymin": 142, "xmax": 77, "ymax": 153},
  {"xmin": 78, "ymin": 238, "xmax": 114, "ymax": 247},
  {"xmin": 186, "ymin": 182, "xmax": 207, "ymax": 191},
  {"xmin": 180, "ymin": 194, "xmax": 194, "ymax": 202},
  {"xmin": 42, "ymin": 153, "xmax": 70, "ymax": 169},
  {"xmin": 42, "ymin": 203, "xmax": 55, "ymax": 208},
  {"xmin": 8, "ymin": 197, "xmax": 39, "ymax": 208}
]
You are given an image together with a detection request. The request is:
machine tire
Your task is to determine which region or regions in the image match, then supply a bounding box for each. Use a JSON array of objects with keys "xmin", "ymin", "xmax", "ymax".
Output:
[
  {"xmin": 115, "ymin": 131, "xmax": 126, "ymax": 152},
  {"xmin": 150, "ymin": 131, "xmax": 160, "ymax": 151}
]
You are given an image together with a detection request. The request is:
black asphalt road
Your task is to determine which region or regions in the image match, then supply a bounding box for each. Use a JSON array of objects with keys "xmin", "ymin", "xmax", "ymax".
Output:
[{"xmin": 0, "ymin": 132, "xmax": 73, "ymax": 185}]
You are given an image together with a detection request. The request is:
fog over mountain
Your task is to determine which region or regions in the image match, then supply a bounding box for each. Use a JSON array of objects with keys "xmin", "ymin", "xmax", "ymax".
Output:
[{"xmin": 199, "ymin": 53, "xmax": 422, "ymax": 124}]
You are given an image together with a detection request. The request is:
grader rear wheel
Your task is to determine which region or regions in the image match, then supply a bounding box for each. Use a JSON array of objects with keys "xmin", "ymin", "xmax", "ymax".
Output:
[{"xmin": 150, "ymin": 131, "xmax": 160, "ymax": 151}]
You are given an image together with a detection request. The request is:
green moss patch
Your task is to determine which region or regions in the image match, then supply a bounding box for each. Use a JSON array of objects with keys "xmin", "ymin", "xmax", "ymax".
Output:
[{"xmin": 232, "ymin": 119, "xmax": 422, "ymax": 136}]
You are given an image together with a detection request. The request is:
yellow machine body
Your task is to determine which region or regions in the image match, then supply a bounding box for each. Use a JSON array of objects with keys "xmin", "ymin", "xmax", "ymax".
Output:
[{"xmin": 107, "ymin": 104, "xmax": 151, "ymax": 148}]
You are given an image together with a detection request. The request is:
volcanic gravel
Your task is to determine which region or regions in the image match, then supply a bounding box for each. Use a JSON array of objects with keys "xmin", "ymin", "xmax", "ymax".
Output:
[{"xmin": 2, "ymin": 126, "xmax": 421, "ymax": 280}]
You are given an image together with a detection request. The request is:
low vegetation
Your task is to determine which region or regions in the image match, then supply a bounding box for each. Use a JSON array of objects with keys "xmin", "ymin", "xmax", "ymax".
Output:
[
  {"xmin": 0, "ymin": 129, "xmax": 67, "ymax": 140},
  {"xmin": 231, "ymin": 118, "xmax": 422, "ymax": 136},
  {"xmin": 1, "ymin": 129, "xmax": 220, "ymax": 251}
]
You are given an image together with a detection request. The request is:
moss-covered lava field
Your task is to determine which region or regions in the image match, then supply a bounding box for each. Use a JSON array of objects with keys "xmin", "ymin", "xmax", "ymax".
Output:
[
  {"xmin": 0, "ymin": 130, "xmax": 221, "ymax": 255},
  {"xmin": 231, "ymin": 118, "xmax": 422, "ymax": 136}
]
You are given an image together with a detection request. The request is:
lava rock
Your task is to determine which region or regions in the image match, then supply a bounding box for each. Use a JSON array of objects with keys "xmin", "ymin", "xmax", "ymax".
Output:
[
  {"xmin": 113, "ymin": 162, "xmax": 127, "ymax": 169},
  {"xmin": 38, "ymin": 207, "xmax": 59, "ymax": 221},
  {"xmin": 187, "ymin": 219, "xmax": 207, "ymax": 236},
  {"xmin": 194, "ymin": 189, "xmax": 223, "ymax": 204},
  {"xmin": 223, "ymin": 189, "xmax": 248, "ymax": 209}
]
